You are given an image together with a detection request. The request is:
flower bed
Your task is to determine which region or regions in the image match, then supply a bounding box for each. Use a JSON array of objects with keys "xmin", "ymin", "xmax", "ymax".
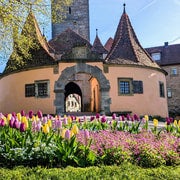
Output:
[{"xmin": 0, "ymin": 110, "xmax": 180, "ymax": 168}]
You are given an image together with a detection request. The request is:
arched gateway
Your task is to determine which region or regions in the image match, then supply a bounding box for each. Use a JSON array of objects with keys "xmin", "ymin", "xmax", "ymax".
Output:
[{"xmin": 54, "ymin": 63, "xmax": 111, "ymax": 115}]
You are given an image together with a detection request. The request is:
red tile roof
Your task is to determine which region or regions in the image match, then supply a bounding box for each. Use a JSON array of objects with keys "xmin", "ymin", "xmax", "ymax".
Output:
[
  {"xmin": 104, "ymin": 37, "xmax": 113, "ymax": 51},
  {"xmin": 105, "ymin": 5, "xmax": 160, "ymax": 69}
]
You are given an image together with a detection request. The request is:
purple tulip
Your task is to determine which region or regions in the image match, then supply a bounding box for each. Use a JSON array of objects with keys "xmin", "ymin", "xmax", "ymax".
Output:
[
  {"xmin": 21, "ymin": 110, "xmax": 26, "ymax": 116},
  {"xmin": 55, "ymin": 120, "xmax": 62, "ymax": 129},
  {"xmin": 133, "ymin": 114, "xmax": 139, "ymax": 121},
  {"xmin": 101, "ymin": 115, "xmax": 107, "ymax": 123},
  {"xmin": 12, "ymin": 112, "xmax": 16, "ymax": 118},
  {"xmin": 126, "ymin": 114, "xmax": 131, "ymax": 121},
  {"xmin": 43, "ymin": 116, "xmax": 47, "ymax": 124},
  {"xmin": 96, "ymin": 113, "xmax": 100, "ymax": 119},
  {"xmin": 112, "ymin": 113, "xmax": 116, "ymax": 120},
  {"xmin": 169, "ymin": 117, "xmax": 173, "ymax": 123},
  {"xmin": 9, "ymin": 117, "xmax": 15, "ymax": 128},
  {"xmin": 84, "ymin": 129, "xmax": 90, "ymax": 139},
  {"xmin": 28, "ymin": 110, "xmax": 33, "ymax": 118},
  {"xmin": 90, "ymin": 116, "xmax": 95, "ymax": 121},
  {"xmin": 0, "ymin": 119, "xmax": 5, "ymax": 127},
  {"xmin": 37, "ymin": 110, "xmax": 43, "ymax": 119},
  {"xmin": 63, "ymin": 117, "xmax": 68, "ymax": 125},
  {"xmin": 20, "ymin": 123, "xmax": 26, "ymax": 132},
  {"xmin": 166, "ymin": 118, "xmax": 171, "ymax": 125},
  {"xmin": 13, "ymin": 119, "xmax": 20, "ymax": 129},
  {"xmin": 121, "ymin": 115, "xmax": 125, "ymax": 121}
]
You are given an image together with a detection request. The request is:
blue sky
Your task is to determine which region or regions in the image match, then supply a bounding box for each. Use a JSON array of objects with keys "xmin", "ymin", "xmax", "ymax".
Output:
[
  {"xmin": 1, "ymin": 0, "xmax": 180, "ymax": 72},
  {"xmin": 90, "ymin": 0, "xmax": 180, "ymax": 47}
]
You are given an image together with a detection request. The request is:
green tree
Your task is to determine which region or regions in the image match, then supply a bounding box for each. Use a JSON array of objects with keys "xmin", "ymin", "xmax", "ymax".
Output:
[{"xmin": 0, "ymin": 0, "xmax": 73, "ymax": 65}]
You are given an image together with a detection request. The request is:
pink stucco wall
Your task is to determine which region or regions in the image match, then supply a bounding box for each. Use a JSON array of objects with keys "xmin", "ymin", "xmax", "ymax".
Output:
[
  {"xmin": 0, "ymin": 67, "xmax": 59, "ymax": 114},
  {"xmin": 0, "ymin": 62, "xmax": 168, "ymax": 117},
  {"xmin": 105, "ymin": 65, "xmax": 168, "ymax": 117}
]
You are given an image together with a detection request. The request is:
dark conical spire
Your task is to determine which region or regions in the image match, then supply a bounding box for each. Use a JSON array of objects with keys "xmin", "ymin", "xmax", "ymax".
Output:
[
  {"xmin": 106, "ymin": 4, "xmax": 160, "ymax": 69},
  {"xmin": 92, "ymin": 29, "xmax": 108, "ymax": 54}
]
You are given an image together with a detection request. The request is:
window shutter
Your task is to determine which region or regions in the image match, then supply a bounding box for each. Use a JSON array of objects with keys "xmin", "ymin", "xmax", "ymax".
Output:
[{"xmin": 133, "ymin": 81, "xmax": 143, "ymax": 94}]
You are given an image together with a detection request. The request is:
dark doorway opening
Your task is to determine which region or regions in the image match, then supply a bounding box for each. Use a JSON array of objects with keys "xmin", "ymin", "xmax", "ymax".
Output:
[{"xmin": 65, "ymin": 82, "xmax": 82, "ymax": 112}]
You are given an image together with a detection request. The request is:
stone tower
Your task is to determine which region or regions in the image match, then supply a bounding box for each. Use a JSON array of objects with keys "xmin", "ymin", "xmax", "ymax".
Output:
[{"xmin": 52, "ymin": 0, "xmax": 90, "ymax": 40}]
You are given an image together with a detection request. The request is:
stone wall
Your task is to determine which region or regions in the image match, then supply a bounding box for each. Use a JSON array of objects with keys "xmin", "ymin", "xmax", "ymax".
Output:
[
  {"xmin": 52, "ymin": 0, "xmax": 90, "ymax": 40},
  {"xmin": 162, "ymin": 65, "xmax": 180, "ymax": 115}
]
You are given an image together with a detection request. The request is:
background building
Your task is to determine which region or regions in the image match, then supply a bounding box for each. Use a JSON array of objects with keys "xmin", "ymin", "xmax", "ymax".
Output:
[{"xmin": 146, "ymin": 43, "xmax": 180, "ymax": 117}]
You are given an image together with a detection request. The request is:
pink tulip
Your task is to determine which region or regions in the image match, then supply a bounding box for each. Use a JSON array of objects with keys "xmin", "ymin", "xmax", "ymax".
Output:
[
  {"xmin": 0, "ymin": 119, "xmax": 5, "ymax": 127},
  {"xmin": 65, "ymin": 129, "xmax": 71, "ymax": 140}
]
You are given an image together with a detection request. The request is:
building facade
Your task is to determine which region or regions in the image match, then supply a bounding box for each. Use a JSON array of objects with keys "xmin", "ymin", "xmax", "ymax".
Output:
[
  {"xmin": 0, "ymin": 4, "xmax": 168, "ymax": 117},
  {"xmin": 146, "ymin": 43, "xmax": 180, "ymax": 116}
]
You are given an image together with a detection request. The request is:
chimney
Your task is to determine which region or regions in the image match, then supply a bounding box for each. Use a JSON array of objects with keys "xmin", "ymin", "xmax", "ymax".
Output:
[{"xmin": 164, "ymin": 42, "xmax": 168, "ymax": 47}]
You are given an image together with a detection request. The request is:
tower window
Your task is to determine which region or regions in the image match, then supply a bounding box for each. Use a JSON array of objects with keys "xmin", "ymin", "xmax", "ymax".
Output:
[
  {"xmin": 159, "ymin": 81, "xmax": 165, "ymax": 97},
  {"xmin": 69, "ymin": 7, "xmax": 71, "ymax": 14}
]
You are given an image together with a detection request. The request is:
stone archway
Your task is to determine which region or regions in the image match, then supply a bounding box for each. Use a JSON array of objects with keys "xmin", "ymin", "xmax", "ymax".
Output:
[{"xmin": 54, "ymin": 63, "xmax": 111, "ymax": 115}]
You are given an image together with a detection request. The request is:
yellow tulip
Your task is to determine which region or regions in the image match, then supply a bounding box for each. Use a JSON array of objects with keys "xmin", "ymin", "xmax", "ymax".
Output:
[
  {"xmin": 174, "ymin": 120, "xmax": 178, "ymax": 127},
  {"xmin": 178, "ymin": 120, "xmax": 180, "ymax": 127},
  {"xmin": 71, "ymin": 124, "xmax": 79, "ymax": 135},
  {"xmin": 32, "ymin": 115, "xmax": 36, "ymax": 121},
  {"xmin": 68, "ymin": 116, "xmax": 72, "ymax": 124},
  {"xmin": 22, "ymin": 116, "xmax": 29, "ymax": 129},
  {"xmin": 17, "ymin": 113, "xmax": 22, "ymax": 121},
  {"xmin": 2, "ymin": 117, "xmax": 7, "ymax": 125},
  {"xmin": 70, "ymin": 130, "xmax": 74, "ymax": 137},
  {"xmin": 42, "ymin": 123, "xmax": 50, "ymax": 134},
  {"xmin": 35, "ymin": 115, "xmax": 39, "ymax": 121},
  {"xmin": 61, "ymin": 128, "xmax": 67, "ymax": 138},
  {"xmin": 144, "ymin": 115, "xmax": 149, "ymax": 121},
  {"xmin": 153, "ymin": 119, "xmax": 158, "ymax": 127},
  {"xmin": 7, "ymin": 114, "xmax": 12, "ymax": 121},
  {"xmin": 47, "ymin": 119, "xmax": 52, "ymax": 127}
]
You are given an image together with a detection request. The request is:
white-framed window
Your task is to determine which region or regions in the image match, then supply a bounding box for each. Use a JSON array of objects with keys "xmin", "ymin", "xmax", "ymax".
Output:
[
  {"xmin": 167, "ymin": 88, "xmax": 172, "ymax": 98},
  {"xmin": 118, "ymin": 78, "xmax": 133, "ymax": 95},
  {"xmin": 171, "ymin": 67, "xmax": 178, "ymax": 75},
  {"xmin": 151, "ymin": 52, "xmax": 161, "ymax": 61},
  {"xmin": 25, "ymin": 80, "xmax": 50, "ymax": 98}
]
